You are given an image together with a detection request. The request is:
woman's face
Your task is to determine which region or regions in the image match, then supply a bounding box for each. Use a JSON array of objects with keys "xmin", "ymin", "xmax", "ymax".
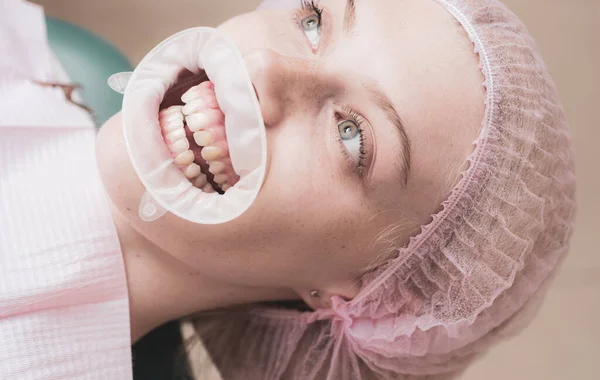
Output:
[{"xmin": 97, "ymin": 0, "xmax": 484, "ymax": 301}]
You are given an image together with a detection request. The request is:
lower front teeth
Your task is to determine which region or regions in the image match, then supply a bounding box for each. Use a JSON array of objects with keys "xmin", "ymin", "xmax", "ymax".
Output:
[
  {"xmin": 170, "ymin": 138, "xmax": 190, "ymax": 154},
  {"xmin": 186, "ymin": 113, "xmax": 210, "ymax": 132},
  {"xmin": 166, "ymin": 128, "xmax": 186, "ymax": 142},
  {"xmin": 159, "ymin": 80, "xmax": 240, "ymax": 192}
]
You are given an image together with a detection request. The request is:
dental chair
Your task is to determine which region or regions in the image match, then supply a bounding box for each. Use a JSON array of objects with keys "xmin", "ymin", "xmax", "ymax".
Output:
[{"xmin": 45, "ymin": 16, "xmax": 133, "ymax": 126}]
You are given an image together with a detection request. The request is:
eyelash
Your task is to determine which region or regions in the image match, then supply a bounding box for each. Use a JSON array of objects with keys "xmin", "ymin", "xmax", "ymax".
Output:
[
  {"xmin": 336, "ymin": 108, "xmax": 368, "ymax": 176},
  {"xmin": 297, "ymin": 1, "xmax": 367, "ymax": 177},
  {"xmin": 301, "ymin": 0, "xmax": 324, "ymax": 25}
]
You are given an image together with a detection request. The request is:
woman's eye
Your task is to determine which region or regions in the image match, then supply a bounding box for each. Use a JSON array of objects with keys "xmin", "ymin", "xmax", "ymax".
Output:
[
  {"xmin": 338, "ymin": 120, "xmax": 363, "ymax": 164},
  {"xmin": 301, "ymin": 15, "xmax": 319, "ymax": 31},
  {"xmin": 300, "ymin": 14, "xmax": 321, "ymax": 48}
]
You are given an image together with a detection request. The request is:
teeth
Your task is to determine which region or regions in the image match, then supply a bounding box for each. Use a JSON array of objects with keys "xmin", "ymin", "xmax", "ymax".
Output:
[
  {"xmin": 194, "ymin": 174, "xmax": 208, "ymax": 188},
  {"xmin": 160, "ymin": 106, "xmax": 183, "ymax": 117},
  {"xmin": 160, "ymin": 112, "xmax": 184, "ymax": 124},
  {"xmin": 181, "ymin": 86, "xmax": 202, "ymax": 103},
  {"xmin": 208, "ymin": 161, "xmax": 226, "ymax": 175},
  {"xmin": 184, "ymin": 163, "xmax": 202, "ymax": 179},
  {"xmin": 186, "ymin": 113, "xmax": 210, "ymax": 132},
  {"xmin": 202, "ymin": 183, "xmax": 216, "ymax": 193},
  {"xmin": 201, "ymin": 146, "xmax": 224, "ymax": 161},
  {"xmin": 160, "ymin": 87, "xmax": 237, "ymax": 194},
  {"xmin": 181, "ymin": 81, "xmax": 216, "ymax": 104},
  {"xmin": 162, "ymin": 119, "xmax": 184, "ymax": 133},
  {"xmin": 169, "ymin": 138, "xmax": 190, "ymax": 154},
  {"xmin": 182, "ymin": 99, "xmax": 206, "ymax": 116},
  {"xmin": 213, "ymin": 174, "xmax": 228, "ymax": 185},
  {"xmin": 165, "ymin": 128, "xmax": 186, "ymax": 143},
  {"xmin": 174, "ymin": 150, "xmax": 195, "ymax": 165},
  {"xmin": 193, "ymin": 131, "xmax": 213, "ymax": 147}
]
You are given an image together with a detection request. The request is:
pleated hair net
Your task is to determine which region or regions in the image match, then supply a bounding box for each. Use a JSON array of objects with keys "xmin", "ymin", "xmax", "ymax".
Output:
[{"xmin": 190, "ymin": 0, "xmax": 577, "ymax": 378}]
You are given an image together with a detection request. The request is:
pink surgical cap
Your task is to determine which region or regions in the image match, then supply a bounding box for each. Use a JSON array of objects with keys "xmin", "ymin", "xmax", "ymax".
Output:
[{"xmin": 193, "ymin": 0, "xmax": 577, "ymax": 378}]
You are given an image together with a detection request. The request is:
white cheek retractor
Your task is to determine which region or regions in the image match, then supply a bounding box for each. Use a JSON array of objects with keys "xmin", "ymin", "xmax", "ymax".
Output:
[{"xmin": 108, "ymin": 28, "xmax": 267, "ymax": 225}]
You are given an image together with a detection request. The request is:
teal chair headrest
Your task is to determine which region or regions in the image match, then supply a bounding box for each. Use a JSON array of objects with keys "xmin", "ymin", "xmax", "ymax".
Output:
[{"xmin": 45, "ymin": 16, "xmax": 133, "ymax": 126}]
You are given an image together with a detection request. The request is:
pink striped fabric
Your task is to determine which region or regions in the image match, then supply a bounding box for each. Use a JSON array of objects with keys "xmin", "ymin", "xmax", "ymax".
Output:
[
  {"xmin": 190, "ymin": 1, "xmax": 577, "ymax": 379},
  {"xmin": 0, "ymin": 1, "xmax": 132, "ymax": 379}
]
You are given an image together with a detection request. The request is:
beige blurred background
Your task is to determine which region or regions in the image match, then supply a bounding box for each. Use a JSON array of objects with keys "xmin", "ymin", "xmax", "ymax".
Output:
[{"xmin": 34, "ymin": 0, "xmax": 599, "ymax": 379}]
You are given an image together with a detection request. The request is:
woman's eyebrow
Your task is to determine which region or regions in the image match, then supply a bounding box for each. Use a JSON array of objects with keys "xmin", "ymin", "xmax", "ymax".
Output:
[
  {"xmin": 365, "ymin": 82, "xmax": 412, "ymax": 184},
  {"xmin": 344, "ymin": 0, "xmax": 357, "ymax": 35},
  {"xmin": 343, "ymin": 0, "xmax": 411, "ymax": 184}
]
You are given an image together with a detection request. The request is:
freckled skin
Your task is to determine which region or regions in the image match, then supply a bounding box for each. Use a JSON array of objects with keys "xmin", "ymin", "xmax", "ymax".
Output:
[{"xmin": 96, "ymin": 0, "xmax": 484, "ymax": 305}]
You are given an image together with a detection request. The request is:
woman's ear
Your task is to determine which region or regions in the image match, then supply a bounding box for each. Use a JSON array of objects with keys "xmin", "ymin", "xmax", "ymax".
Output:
[{"xmin": 297, "ymin": 280, "xmax": 362, "ymax": 310}]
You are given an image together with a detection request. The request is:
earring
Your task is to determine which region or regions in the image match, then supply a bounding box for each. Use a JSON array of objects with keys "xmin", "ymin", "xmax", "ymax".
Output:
[{"xmin": 310, "ymin": 290, "xmax": 320, "ymax": 299}]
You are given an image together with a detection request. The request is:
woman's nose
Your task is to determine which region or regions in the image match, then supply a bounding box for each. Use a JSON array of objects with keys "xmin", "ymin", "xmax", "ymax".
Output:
[{"xmin": 244, "ymin": 49, "xmax": 327, "ymax": 128}]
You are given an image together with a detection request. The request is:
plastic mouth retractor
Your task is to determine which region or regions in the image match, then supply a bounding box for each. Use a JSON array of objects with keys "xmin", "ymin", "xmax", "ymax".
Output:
[{"xmin": 108, "ymin": 28, "xmax": 267, "ymax": 224}]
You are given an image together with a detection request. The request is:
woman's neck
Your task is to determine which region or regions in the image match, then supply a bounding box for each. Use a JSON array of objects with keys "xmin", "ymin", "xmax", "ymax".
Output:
[{"xmin": 110, "ymin": 206, "xmax": 296, "ymax": 343}]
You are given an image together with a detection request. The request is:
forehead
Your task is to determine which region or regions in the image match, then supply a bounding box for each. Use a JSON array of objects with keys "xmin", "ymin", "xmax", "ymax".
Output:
[
  {"xmin": 328, "ymin": 0, "xmax": 485, "ymax": 210},
  {"xmin": 331, "ymin": 0, "xmax": 474, "ymax": 110}
]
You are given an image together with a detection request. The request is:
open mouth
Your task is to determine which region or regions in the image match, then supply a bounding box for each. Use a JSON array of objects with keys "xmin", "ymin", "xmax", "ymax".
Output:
[
  {"xmin": 159, "ymin": 69, "xmax": 239, "ymax": 195},
  {"xmin": 120, "ymin": 27, "xmax": 267, "ymax": 224}
]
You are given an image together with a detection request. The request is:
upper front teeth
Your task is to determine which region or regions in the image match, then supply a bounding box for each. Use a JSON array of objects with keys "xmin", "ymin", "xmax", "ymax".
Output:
[
  {"xmin": 182, "ymin": 99, "xmax": 207, "ymax": 115},
  {"xmin": 186, "ymin": 113, "xmax": 210, "ymax": 132},
  {"xmin": 158, "ymin": 80, "xmax": 241, "ymax": 192}
]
